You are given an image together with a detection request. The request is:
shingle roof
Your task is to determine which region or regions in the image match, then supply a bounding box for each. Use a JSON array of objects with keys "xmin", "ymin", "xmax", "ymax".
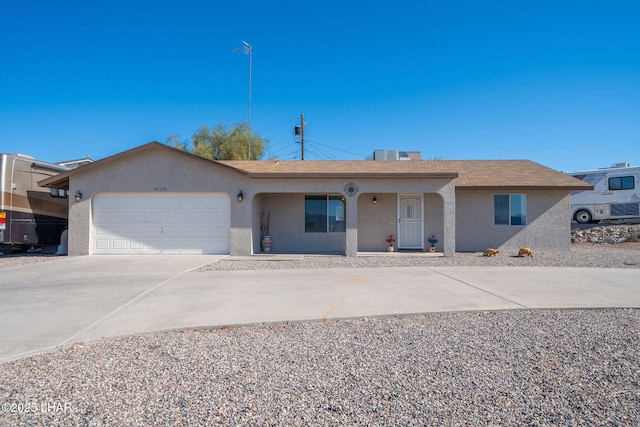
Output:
[
  {"xmin": 38, "ymin": 142, "xmax": 592, "ymax": 191},
  {"xmin": 217, "ymin": 160, "xmax": 458, "ymax": 179},
  {"xmin": 219, "ymin": 159, "xmax": 592, "ymax": 190},
  {"xmin": 438, "ymin": 160, "xmax": 591, "ymax": 189}
]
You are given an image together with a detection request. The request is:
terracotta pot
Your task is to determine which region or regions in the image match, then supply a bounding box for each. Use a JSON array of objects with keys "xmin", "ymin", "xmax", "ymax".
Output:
[
  {"xmin": 429, "ymin": 246, "xmax": 436, "ymax": 253},
  {"xmin": 387, "ymin": 246, "xmax": 394, "ymax": 252}
]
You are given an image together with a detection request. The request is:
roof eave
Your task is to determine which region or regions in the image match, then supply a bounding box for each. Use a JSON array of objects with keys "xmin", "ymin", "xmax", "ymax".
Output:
[
  {"xmin": 39, "ymin": 174, "xmax": 70, "ymax": 189},
  {"xmin": 245, "ymin": 172, "xmax": 459, "ymax": 179},
  {"xmin": 455, "ymin": 185, "xmax": 595, "ymax": 191},
  {"xmin": 38, "ymin": 142, "xmax": 253, "ymax": 189}
]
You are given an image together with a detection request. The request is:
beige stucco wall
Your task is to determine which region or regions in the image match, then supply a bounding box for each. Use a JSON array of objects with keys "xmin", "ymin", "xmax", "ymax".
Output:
[
  {"xmin": 255, "ymin": 193, "xmax": 346, "ymax": 253},
  {"xmin": 65, "ymin": 145, "xmax": 458, "ymax": 257},
  {"xmin": 455, "ymin": 189, "xmax": 571, "ymax": 252},
  {"xmin": 424, "ymin": 193, "xmax": 445, "ymax": 252},
  {"xmin": 68, "ymin": 145, "xmax": 572, "ymax": 257},
  {"xmin": 67, "ymin": 148, "xmax": 253, "ymax": 256},
  {"xmin": 357, "ymin": 192, "xmax": 446, "ymax": 252},
  {"xmin": 357, "ymin": 193, "xmax": 397, "ymax": 252},
  {"xmin": 249, "ymin": 179, "xmax": 456, "ymax": 256}
]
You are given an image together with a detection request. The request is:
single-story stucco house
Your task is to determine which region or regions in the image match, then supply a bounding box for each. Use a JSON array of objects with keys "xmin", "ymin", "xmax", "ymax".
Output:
[{"xmin": 39, "ymin": 142, "xmax": 592, "ymax": 257}]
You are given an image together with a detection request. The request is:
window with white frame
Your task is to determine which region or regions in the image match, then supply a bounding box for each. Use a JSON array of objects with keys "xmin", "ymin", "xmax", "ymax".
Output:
[
  {"xmin": 305, "ymin": 195, "xmax": 346, "ymax": 233},
  {"xmin": 494, "ymin": 194, "xmax": 526, "ymax": 225}
]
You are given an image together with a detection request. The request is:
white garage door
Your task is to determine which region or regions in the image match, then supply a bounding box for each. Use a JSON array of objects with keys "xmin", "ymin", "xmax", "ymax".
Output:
[{"xmin": 92, "ymin": 193, "xmax": 230, "ymax": 254}]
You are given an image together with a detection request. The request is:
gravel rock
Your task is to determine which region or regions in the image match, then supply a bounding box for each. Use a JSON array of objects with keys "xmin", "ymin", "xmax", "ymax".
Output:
[
  {"xmin": 1, "ymin": 236, "xmax": 639, "ymax": 425},
  {"xmin": 200, "ymin": 243, "xmax": 640, "ymax": 271},
  {"xmin": 2, "ymin": 226, "xmax": 638, "ymax": 271},
  {"xmin": 1, "ymin": 310, "xmax": 638, "ymax": 426},
  {"xmin": 571, "ymin": 224, "xmax": 640, "ymax": 245},
  {"xmin": 0, "ymin": 253, "xmax": 60, "ymax": 268}
]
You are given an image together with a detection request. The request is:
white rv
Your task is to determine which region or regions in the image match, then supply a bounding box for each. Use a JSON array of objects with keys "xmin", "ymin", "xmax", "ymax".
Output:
[{"xmin": 567, "ymin": 162, "xmax": 640, "ymax": 223}]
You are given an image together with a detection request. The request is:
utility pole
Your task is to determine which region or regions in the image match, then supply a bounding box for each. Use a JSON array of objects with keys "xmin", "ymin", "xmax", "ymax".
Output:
[
  {"xmin": 300, "ymin": 113, "xmax": 305, "ymax": 161},
  {"xmin": 294, "ymin": 113, "xmax": 305, "ymax": 160}
]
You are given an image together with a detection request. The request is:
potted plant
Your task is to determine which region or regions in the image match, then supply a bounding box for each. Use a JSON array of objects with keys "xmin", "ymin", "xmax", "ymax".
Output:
[
  {"xmin": 260, "ymin": 211, "xmax": 271, "ymax": 252},
  {"xmin": 428, "ymin": 235, "xmax": 438, "ymax": 252},
  {"xmin": 386, "ymin": 235, "xmax": 396, "ymax": 252}
]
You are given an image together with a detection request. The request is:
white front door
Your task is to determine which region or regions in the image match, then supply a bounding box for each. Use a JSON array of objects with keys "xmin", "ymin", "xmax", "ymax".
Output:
[{"xmin": 398, "ymin": 194, "xmax": 423, "ymax": 249}]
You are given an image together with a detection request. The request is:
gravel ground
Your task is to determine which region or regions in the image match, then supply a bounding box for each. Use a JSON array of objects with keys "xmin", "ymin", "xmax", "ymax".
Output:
[
  {"xmin": 1, "ymin": 243, "xmax": 639, "ymax": 426},
  {"xmin": 2, "ymin": 242, "xmax": 638, "ymax": 270},
  {"xmin": 1, "ymin": 310, "xmax": 638, "ymax": 426},
  {"xmin": 200, "ymin": 243, "xmax": 640, "ymax": 271},
  {"xmin": 0, "ymin": 253, "xmax": 60, "ymax": 268}
]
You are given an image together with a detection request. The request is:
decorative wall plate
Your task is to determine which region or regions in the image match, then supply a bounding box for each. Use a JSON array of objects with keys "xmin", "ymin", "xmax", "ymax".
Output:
[{"xmin": 343, "ymin": 182, "xmax": 359, "ymax": 197}]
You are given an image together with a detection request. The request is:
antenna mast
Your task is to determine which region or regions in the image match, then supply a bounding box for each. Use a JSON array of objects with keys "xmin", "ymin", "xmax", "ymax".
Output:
[
  {"xmin": 244, "ymin": 41, "xmax": 253, "ymax": 160},
  {"xmin": 233, "ymin": 40, "xmax": 253, "ymax": 160}
]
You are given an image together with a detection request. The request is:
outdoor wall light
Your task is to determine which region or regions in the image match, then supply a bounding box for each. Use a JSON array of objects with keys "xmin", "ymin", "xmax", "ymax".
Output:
[
  {"xmin": 373, "ymin": 196, "xmax": 377, "ymax": 204},
  {"xmin": 237, "ymin": 191, "xmax": 244, "ymax": 203},
  {"xmin": 74, "ymin": 191, "xmax": 83, "ymax": 202}
]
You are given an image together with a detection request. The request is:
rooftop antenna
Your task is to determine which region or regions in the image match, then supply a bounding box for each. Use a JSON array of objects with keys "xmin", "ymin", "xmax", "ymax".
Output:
[{"xmin": 233, "ymin": 40, "xmax": 253, "ymax": 160}]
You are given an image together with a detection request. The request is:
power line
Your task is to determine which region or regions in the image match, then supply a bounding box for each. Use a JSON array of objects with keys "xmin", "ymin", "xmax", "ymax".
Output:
[
  {"xmin": 304, "ymin": 142, "xmax": 336, "ymax": 160},
  {"xmin": 278, "ymin": 149, "xmax": 300, "ymax": 159},
  {"xmin": 304, "ymin": 139, "xmax": 368, "ymax": 158},
  {"xmin": 267, "ymin": 143, "xmax": 298, "ymax": 158},
  {"xmin": 256, "ymin": 117, "xmax": 300, "ymax": 133},
  {"xmin": 267, "ymin": 139, "xmax": 295, "ymax": 151},
  {"xmin": 255, "ymin": 115, "xmax": 370, "ymax": 160}
]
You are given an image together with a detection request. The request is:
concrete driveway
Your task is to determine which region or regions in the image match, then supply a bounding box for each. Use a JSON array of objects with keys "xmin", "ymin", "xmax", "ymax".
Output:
[{"xmin": 1, "ymin": 256, "xmax": 639, "ymax": 362}]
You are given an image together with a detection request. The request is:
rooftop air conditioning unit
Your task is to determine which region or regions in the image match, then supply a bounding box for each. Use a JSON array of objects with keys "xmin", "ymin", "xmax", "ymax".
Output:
[{"xmin": 373, "ymin": 150, "xmax": 399, "ymax": 160}]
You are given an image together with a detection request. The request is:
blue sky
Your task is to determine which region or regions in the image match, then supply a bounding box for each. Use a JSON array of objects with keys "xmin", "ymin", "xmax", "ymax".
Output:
[{"xmin": 1, "ymin": 1, "xmax": 639, "ymax": 172}]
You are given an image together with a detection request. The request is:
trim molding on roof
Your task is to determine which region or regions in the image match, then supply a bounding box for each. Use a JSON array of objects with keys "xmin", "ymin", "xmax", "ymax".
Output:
[
  {"xmin": 37, "ymin": 141, "xmax": 593, "ymax": 192},
  {"xmin": 241, "ymin": 172, "xmax": 459, "ymax": 179},
  {"xmin": 455, "ymin": 185, "xmax": 593, "ymax": 191},
  {"xmin": 39, "ymin": 141, "xmax": 232, "ymax": 189}
]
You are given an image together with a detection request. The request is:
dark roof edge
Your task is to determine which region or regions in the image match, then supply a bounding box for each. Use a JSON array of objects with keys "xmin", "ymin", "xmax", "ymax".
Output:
[
  {"xmin": 455, "ymin": 185, "xmax": 595, "ymax": 191},
  {"xmin": 244, "ymin": 172, "xmax": 459, "ymax": 179}
]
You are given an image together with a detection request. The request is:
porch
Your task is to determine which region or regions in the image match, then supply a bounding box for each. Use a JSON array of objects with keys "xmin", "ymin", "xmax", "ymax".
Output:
[{"xmin": 249, "ymin": 190, "xmax": 453, "ymax": 256}]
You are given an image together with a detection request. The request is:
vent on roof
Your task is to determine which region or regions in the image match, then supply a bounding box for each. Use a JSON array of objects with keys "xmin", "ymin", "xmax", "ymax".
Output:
[{"xmin": 611, "ymin": 162, "xmax": 630, "ymax": 168}]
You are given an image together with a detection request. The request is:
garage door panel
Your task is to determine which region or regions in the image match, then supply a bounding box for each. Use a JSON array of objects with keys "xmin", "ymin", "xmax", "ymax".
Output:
[
  {"xmin": 95, "ymin": 239, "xmax": 111, "ymax": 250},
  {"xmin": 95, "ymin": 224, "xmax": 134, "ymax": 236},
  {"xmin": 92, "ymin": 193, "xmax": 230, "ymax": 255},
  {"xmin": 129, "ymin": 240, "xmax": 145, "ymax": 250},
  {"xmin": 113, "ymin": 239, "xmax": 128, "ymax": 250}
]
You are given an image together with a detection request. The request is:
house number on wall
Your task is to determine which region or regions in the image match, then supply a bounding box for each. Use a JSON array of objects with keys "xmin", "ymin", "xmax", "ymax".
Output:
[{"xmin": 153, "ymin": 187, "xmax": 167, "ymax": 192}]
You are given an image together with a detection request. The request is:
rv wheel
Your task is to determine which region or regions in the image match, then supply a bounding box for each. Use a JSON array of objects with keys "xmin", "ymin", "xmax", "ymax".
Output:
[{"xmin": 574, "ymin": 209, "xmax": 593, "ymax": 224}]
